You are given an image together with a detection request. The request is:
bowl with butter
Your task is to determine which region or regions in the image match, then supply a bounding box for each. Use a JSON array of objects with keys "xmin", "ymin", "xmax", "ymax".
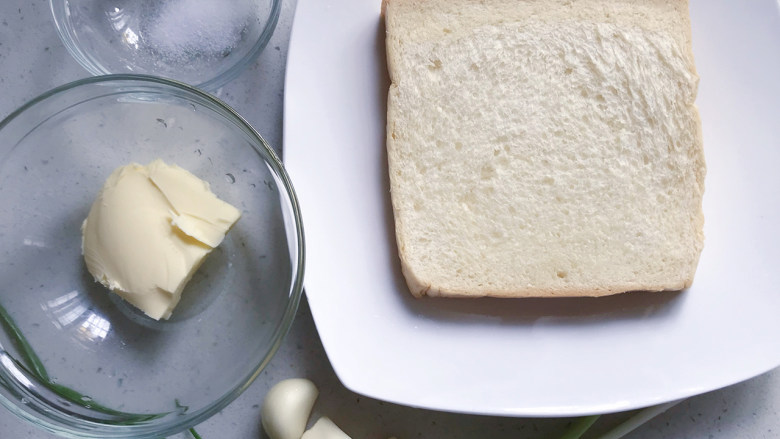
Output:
[{"xmin": 0, "ymin": 75, "xmax": 304, "ymax": 438}]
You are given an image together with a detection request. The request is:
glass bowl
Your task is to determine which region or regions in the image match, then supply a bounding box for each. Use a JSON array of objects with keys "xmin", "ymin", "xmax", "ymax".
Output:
[
  {"xmin": 49, "ymin": 0, "xmax": 281, "ymax": 91},
  {"xmin": 0, "ymin": 75, "xmax": 304, "ymax": 438}
]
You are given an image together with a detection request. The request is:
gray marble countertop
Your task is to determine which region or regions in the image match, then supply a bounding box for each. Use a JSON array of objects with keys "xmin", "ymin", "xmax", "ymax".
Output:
[{"xmin": 0, "ymin": 1, "xmax": 777, "ymax": 438}]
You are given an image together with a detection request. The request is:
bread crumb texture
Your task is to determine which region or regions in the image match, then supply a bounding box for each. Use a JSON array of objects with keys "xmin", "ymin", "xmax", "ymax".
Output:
[{"xmin": 385, "ymin": 0, "xmax": 705, "ymax": 297}]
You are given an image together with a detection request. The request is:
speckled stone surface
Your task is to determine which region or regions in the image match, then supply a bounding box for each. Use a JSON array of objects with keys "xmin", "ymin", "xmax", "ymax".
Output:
[{"xmin": 0, "ymin": 1, "xmax": 777, "ymax": 438}]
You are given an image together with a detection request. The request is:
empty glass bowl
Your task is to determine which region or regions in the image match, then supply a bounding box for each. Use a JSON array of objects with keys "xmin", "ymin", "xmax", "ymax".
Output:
[
  {"xmin": 50, "ymin": 0, "xmax": 281, "ymax": 90},
  {"xmin": 0, "ymin": 75, "xmax": 304, "ymax": 438}
]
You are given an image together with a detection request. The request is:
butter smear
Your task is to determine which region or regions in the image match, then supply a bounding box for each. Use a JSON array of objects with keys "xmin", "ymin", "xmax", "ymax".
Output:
[{"xmin": 81, "ymin": 159, "xmax": 241, "ymax": 320}]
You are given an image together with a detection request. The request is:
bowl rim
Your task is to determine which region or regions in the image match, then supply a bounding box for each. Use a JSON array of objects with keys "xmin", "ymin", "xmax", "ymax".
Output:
[
  {"xmin": 0, "ymin": 73, "xmax": 305, "ymax": 438},
  {"xmin": 48, "ymin": 0, "xmax": 282, "ymax": 91}
]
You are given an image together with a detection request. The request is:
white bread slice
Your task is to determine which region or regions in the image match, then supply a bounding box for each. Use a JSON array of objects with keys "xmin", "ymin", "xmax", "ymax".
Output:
[{"xmin": 384, "ymin": 0, "xmax": 705, "ymax": 298}]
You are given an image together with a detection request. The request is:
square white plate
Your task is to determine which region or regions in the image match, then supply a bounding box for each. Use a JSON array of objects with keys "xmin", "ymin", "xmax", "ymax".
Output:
[{"xmin": 283, "ymin": 0, "xmax": 780, "ymax": 416}]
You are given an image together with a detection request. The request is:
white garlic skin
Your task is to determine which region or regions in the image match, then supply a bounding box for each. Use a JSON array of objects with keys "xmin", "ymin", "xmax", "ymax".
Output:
[
  {"xmin": 301, "ymin": 416, "xmax": 352, "ymax": 439},
  {"xmin": 261, "ymin": 378, "xmax": 319, "ymax": 439}
]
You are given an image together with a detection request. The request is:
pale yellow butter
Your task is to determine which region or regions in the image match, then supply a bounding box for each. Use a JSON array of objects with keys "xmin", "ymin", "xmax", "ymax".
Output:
[{"xmin": 81, "ymin": 159, "xmax": 241, "ymax": 320}]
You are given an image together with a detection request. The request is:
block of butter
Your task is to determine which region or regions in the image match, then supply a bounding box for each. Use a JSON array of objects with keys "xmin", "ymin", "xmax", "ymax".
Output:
[{"xmin": 81, "ymin": 159, "xmax": 241, "ymax": 320}]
